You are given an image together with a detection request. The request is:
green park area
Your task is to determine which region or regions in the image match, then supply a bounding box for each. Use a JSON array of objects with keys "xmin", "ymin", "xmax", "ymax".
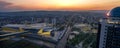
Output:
[{"xmin": 67, "ymin": 27, "xmax": 97, "ymax": 48}]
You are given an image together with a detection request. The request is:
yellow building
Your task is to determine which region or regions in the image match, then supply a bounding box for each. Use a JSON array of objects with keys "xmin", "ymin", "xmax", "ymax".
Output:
[{"xmin": 1, "ymin": 24, "xmax": 54, "ymax": 37}]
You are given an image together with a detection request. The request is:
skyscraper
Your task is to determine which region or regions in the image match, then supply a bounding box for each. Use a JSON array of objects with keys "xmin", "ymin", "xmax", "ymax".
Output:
[{"xmin": 97, "ymin": 7, "xmax": 120, "ymax": 48}]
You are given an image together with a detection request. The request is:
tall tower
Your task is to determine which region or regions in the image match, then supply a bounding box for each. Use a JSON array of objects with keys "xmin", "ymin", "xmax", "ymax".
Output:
[
  {"xmin": 52, "ymin": 18, "xmax": 56, "ymax": 30},
  {"xmin": 97, "ymin": 7, "xmax": 120, "ymax": 48},
  {"xmin": 52, "ymin": 18, "xmax": 56, "ymax": 26}
]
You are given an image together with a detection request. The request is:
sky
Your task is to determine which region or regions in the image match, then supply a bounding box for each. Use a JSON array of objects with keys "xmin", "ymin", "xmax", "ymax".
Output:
[{"xmin": 0, "ymin": 0, "xmax": 120, "ymax": 12}]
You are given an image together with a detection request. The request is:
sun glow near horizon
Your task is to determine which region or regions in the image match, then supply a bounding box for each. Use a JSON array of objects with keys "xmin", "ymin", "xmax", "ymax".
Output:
[
  {"xmin": 1, "ymin": 0, "xmax": 120, "ymax": 11},
  {"xmin": 52, "ymin": 0, "xmax": 87, "ymax": 7}
]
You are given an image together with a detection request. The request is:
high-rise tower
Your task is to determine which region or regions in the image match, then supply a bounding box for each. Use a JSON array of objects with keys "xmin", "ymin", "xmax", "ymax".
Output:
[{"xmin": 97, "ymin": 7, "xmax": 120, "ymax": 48}]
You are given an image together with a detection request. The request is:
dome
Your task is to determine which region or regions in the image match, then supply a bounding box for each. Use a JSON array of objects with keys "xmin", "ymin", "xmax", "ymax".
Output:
[{"xmin": 108, "ymin": 7, "xmax": 120, "ymax": 17}]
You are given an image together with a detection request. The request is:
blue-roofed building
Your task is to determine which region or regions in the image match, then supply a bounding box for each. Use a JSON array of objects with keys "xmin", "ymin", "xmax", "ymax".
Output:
[{"xmin": 108, "ymin": 7, "xmax": 120, "ymax": 17}]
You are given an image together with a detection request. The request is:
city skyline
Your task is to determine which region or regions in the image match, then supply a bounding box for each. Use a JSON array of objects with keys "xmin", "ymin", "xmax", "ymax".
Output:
[{"xmin": 0, "ymin": 0, "xmax": 120, "ymax": 12}]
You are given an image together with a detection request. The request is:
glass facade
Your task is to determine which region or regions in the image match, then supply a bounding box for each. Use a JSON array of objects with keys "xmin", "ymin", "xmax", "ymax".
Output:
[{"xmin": 105, "ymin": 24, "xmax": 120, "ymax": 48}]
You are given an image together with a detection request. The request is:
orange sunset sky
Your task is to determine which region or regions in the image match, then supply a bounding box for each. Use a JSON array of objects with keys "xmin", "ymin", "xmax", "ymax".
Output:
[{"xmin": 0, "ymin": 0, "xmax": 120, "ymax": 11}]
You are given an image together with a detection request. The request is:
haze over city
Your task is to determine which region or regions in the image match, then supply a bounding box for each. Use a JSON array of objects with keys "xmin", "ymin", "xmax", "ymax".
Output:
[
  {"xmin": 0, "ymin": 0, "xmax": 120, "ymax": 11},
  {"xmin": 0, "ymin": 0, "xmax": 120, "ymax": 48}
]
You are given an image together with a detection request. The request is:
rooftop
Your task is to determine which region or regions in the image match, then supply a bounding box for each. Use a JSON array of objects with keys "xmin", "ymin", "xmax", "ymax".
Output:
[
  {"xmin": 108, "ymin": 7, "xmax": 120, "ymax": 17},
  {"xmin": 2, "ymin": 23, "xmax": 46, "ymax": 29}
]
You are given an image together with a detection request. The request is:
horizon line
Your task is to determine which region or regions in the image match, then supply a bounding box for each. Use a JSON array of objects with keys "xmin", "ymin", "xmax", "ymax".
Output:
[{"xmin": 0, "ymin": 10, "xmax": 108, "ymax": 12}]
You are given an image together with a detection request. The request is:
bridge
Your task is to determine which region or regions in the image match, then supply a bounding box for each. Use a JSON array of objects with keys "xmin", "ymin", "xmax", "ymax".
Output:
[{"xmin": 0, "ymin": 31, "xmax": 28, "ymax": 39}]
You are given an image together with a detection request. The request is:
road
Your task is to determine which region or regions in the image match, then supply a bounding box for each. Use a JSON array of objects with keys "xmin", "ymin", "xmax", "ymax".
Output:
[
  {"xmin": 0, "ymin": 31, "xmax": 28, "ymax": 39},
  {"xmin": 56, "ymin": 26, "xmax": 71, "ymax": 48},
  {"xmin": 23, "ymin": 38, "xmax": 55, "ymax": 48}
]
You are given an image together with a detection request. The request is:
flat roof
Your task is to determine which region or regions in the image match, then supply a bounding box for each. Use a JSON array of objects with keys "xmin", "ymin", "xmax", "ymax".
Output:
[{"xmin": 2, "ymin": 23, "xmax": 46, "ymax": 29}]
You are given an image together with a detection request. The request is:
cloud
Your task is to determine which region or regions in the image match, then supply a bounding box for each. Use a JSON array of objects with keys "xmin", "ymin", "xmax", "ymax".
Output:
[
  {"xmin": 0, "ymin": 1, "xmax": 12, "ymax": 10},
  {"xmin": 0, "ymin": 0, "xmax": 25, "ymax": 12}
]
